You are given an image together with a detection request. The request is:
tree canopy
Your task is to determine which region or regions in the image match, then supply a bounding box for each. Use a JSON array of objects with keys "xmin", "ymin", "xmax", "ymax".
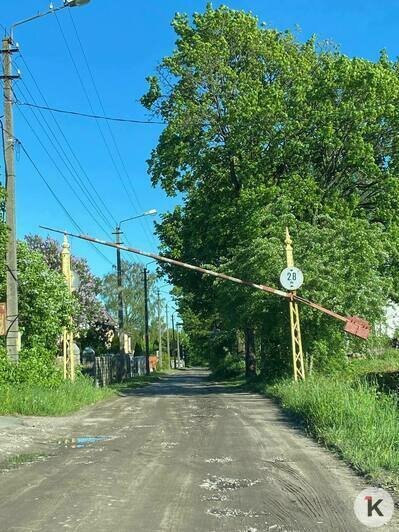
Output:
[
  {"xmin": 100, "ymin": 260, "xmax": 161, "ymax": 351},
  {"xmin": 142, "ymin": 5, "xmax": 399, "ymax": 377}
]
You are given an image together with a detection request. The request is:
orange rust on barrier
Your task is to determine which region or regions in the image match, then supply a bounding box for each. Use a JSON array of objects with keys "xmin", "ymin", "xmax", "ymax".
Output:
[
  {"xmin": 344, "ymin": 316, "xmax": 370, "ymax": 340},
  {"xmin": 39, "ymin": 226, "xmax": 370, "ymax": 340}
]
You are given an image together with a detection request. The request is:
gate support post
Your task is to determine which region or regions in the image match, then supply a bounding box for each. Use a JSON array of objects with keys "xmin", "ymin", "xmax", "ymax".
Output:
[
  {"xmin": 285, "ymin": 229, "xmax": 305, "ymax": 381},
  {"xmin": 61, "ymin": 234, "xmax": 75, "ymax": 381}
]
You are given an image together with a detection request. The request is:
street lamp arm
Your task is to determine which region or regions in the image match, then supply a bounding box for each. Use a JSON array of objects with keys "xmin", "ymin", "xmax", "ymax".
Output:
[
  {"xmin": 118, "ymin": 214, "xmax": 145, "ymax": 227},
  {"xmin": 118, "ymin": 209, "xmax": 157, "ymax": 228},
  {"xmin": 11, "ymin": 4, "xmax": 66, "ymax": 39},
  {"xmin": 10, "ymin": 1, "xmax": 90, "ymax": 40}
]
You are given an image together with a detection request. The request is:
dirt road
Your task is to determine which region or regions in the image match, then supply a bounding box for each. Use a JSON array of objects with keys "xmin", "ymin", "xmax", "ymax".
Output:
[{"xmin": 0, "ymin": 369, "xmax": 395, "ymax": 531}]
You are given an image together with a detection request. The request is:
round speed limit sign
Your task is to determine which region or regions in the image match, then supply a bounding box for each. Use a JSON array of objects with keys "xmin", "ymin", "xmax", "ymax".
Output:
[{"xmin": 280, "ymin": 267, "xmax": 303, "ymax": 291}]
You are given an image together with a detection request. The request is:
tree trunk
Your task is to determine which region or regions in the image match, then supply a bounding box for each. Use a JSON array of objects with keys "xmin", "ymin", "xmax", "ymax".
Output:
[{"xmin": 244, "ymin": 327, "xmax": 256, "ymax": 380}]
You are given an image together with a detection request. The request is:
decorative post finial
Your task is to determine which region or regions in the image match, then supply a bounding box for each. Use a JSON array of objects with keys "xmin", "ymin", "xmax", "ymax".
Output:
[
  {"xmin": 285, "ymin": 227, "xmax": 294, "ymax": 268},
  {"xmin": 62, "ymin": 233, "xmax": 70, "ymax": 251}
]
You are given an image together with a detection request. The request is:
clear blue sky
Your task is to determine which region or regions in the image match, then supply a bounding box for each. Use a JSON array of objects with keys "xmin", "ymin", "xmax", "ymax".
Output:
[{"xmin": 1, "ymin": 0, "xmax": 398, "ymax": 284}]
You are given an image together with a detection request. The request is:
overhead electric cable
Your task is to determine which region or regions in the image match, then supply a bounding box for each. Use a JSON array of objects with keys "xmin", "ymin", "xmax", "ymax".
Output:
[
  {"xmin": 18, "ymin": 142, "xmax": 113, "ymax": 266},
  {"xmin": 65, "ymin": 10, "xmax": 157, "ymax": 248},
  {"xmin": 14, "ymin": 93, "xmax": 113, "ymax": 239},
  {"xmin": 17, "ymin": 101, "xmax": 165, "ymax": 125},
  {"xmin": 15, "ymin": 83, "xmax": 113, "ymax": 236},
  {"xmin": 16, "ymin": 53, "xmax": 118, "ymax": 226},
  {"xmin": 53, "ymin": 12, "xmax": 148, "ymax": 239}
]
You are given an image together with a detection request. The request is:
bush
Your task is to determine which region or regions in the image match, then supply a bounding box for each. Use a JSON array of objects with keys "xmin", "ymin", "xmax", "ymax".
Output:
[
  {"xmin": 0, "ymin": 346, "xmax": 63, "ymax": 388},
  {"xmin": 211, "ymin": 350, "xmax": 245, "ymax": 379}
]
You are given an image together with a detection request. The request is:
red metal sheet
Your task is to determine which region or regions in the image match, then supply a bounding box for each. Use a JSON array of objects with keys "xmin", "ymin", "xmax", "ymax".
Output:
[{"xmin": 344, "ymin": 316, "xmax": 370, "ymax": 339}]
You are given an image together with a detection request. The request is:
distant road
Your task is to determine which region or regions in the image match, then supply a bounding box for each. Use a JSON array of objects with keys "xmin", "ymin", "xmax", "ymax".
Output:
[{"xmin": 0, "ymin": 369, "xmax": 392, "ymax": 531}]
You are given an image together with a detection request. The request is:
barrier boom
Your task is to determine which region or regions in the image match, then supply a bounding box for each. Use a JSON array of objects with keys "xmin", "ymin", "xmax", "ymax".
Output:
[{"xmin": 40, "ymin": 226, "xmax": 370, "ymax": 340}]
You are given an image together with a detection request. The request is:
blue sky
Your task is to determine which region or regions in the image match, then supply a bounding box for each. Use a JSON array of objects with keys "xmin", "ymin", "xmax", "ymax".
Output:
[{"xmin": 1, "ymin": 0, "xmax": 398, "ymax": 288}]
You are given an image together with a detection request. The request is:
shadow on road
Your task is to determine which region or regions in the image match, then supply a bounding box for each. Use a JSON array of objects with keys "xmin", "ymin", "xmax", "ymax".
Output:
[
  {"xmin": 117, "ymin": 369, "xmax": 310, "ymax": 437},
  {"xmin": 118, "ymin": 371, "xmax": 249, "ymax": 398}
]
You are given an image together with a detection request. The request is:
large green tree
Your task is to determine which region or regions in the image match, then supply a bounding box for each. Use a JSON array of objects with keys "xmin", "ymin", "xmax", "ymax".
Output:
[
  {"xmin": 100, "ymin": 260, "xmax": 161, "ymax": 350},
  {"xmin": 142, "ymin": 5, "xmax": 399, "ymax": 378}
]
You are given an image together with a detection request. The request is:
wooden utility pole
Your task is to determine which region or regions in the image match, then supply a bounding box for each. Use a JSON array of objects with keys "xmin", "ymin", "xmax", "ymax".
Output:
[
  {"xmin": 157, "ymin": 289, "xmax": 162, "ymax": 369},
  {"xmin": 176, "ymin": 324, "xmax": 181, "ymax": 368},
  {"xmin": 171, "ymin": 313, "xmax": 176, "ymax": 368},
  {"xmin": 114, "ymin": 225, "xmax": 125, "ymax": 354},
  {"xmin": 1, "ymin": 37, "xmax": 20, "ymax": 362},
  {"xmin": 165, "ymin": 304, "xmax": 170, "ymax": 368},
  {"xmin": 144, "ymin": 267, "xmax": 150, "ymax": 373}
]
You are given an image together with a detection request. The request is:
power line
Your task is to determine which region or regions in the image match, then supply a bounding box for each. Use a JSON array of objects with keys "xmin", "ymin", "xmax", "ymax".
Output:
[
  {"xmin": 53, "ymin": 11, "xmax": 147, "ymax": 236},
  {"xmin": 15, "ymin": 83, "xmax": 113, "ymax": 237},
  {"xmin": 18, "ymin": 141, "xmax": 114, "ymax": 266},
  {"xmin": 66, "ymin": 10, "xmax": 158, "ymax": 249},
  {"xmin": 14, "ymin": 93, "xmax": 113, "ymax": 240},
  {"xmin": 16, "ymin": 101, "xmax": 165, "ymax": 125},
  {"xmin": 15, "ymin": 53, "xmax": 118, "ymax": 226}
]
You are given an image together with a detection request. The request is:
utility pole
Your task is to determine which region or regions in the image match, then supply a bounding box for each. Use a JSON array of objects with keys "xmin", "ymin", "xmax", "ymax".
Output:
[
  {"xmin": 157, "ymin": 289, "xmax": 162, "ymax": 370},
  {"xmin": 165, "ymin": 304, "xmax": 170, "ymax": 368},
  {"xmin": 1, "ymin": 37, "xmax": 20, "ymax": 362},
  {"xmin": 144, "ymin": 267, "xmax": 150, "ymax": 373},
  {"xmin": 171, "ymin": 313, "xmax": 176, "ymax": 369},
  {"xmin": 0, "ymin": 1, "xmax": 93, "ymax": 363},
  {"xmin": 114, "ymin": 225, "xmax": 125, "ymax": 354},
  {"xmin": 114, "ymin": 210, "xmax": 157, "ymax": 356},
  {"xmin": 176, "ymin": 324, "xmax": 181, "ymax": 369}
]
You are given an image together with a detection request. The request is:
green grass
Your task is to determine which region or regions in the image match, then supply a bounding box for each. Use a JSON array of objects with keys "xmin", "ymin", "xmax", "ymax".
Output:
[
  {"xmin": 266, "ymin": 377, "xmax": 399, "ymax": 490},
  {"xmin": 346, "ymin": 349, "xmax": 399, "ymax": 379},
  {"xmin": 0, "ymin": 377, "xmax": 114, "ymax": 416},
  {"xmin": 0, "ymin": 372, "xmax": 170, "ymax": 416},
  {"xmin": 212, "ymin": 351, "xmax": 399, "ymax": 490},
  {"xmin": 0, "ymin": 452, "xmax": 48, "ymax": 471}
]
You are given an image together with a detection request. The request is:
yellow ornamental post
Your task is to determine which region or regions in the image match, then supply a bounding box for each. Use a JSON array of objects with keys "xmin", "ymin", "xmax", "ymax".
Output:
[
  {"xmin": 281, "ymin": 228, "xmax": 305, "ymax": 381},
  {"xmin": 61, "ymin": 234, "xmax": 75, "ymax": 381}
]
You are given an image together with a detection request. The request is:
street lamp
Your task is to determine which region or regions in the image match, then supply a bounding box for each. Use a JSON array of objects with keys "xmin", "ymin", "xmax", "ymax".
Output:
[
  {"xmin": 1, "ymin": 1, "xmax": 91, "ymax": 362},
  {"xmin": 11, "ymin": 1, "xmax": 91, "ymax": 38},
  {"xmin": 64, "ymin": 0, "xmax": 91, "ymax": 7},
  {"xmin": 114, "ymin": 210, "xmax": 157, "ymax": 355}
]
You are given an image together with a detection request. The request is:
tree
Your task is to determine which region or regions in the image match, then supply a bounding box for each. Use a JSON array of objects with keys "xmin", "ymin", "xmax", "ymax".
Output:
[
  {"xmin": 17, "ymin": 242, "xmax": 74, "ymax": 351},
  {"xmin": 25, "ymin": 235, "xmax": 104, "ymax": 331},
  {"xmin": 142, "ymin": 5, "xmax": 398, "ymax": 378},
  {"xmin": 100, "ymin": 260, "xmax": 161, "ymax": 350},
  {"xmin": 0, "ymin": 238, "xmax": 74, "ymax": 352}
]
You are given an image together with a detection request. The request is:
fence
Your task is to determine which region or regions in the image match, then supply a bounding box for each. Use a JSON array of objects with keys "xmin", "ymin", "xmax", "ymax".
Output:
[{"xmin": 93, "ymin": 354, "xmax": 148, "ymax": 387}]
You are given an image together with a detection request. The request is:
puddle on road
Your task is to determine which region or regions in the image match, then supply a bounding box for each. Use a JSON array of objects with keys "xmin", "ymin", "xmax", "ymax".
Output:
[{"xmin": 58, "ymin": 436, "xmax": 111, "ymax": 449}]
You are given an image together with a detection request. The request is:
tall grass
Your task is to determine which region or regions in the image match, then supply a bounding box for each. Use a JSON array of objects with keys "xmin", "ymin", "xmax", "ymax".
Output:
[
  {"xmin": 0, "ymin": 377, "xmax": 114, "ymax": 416},
  {"xmin": 267, "ymin": 377, "xmax": 399, "ymax": 489},
  {"xmin": 0, "ymin": 372, "xmax": 169, "ymax": 416}
]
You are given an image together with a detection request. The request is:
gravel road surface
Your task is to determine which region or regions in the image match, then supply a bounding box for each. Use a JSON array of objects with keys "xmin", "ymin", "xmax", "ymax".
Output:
[{"xmin": 0, "ymin": 369, "xmax": 396, "ymax": 531}]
